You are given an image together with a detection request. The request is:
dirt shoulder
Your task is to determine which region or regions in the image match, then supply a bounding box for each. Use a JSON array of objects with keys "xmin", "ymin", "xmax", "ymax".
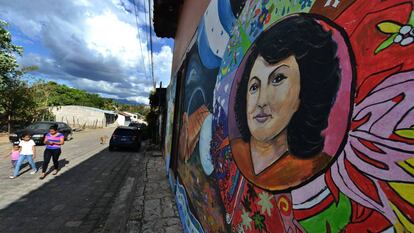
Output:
[{"xmin": 0, "ymin": 133, "xmax": 9, "ymax": 146}]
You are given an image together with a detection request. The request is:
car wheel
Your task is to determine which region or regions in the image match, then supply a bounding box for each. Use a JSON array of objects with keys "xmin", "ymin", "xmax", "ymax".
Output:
[
  {"xmin": 67, "ymin": 133, "xmax": 73, "ymax": 141},
  {"xmin": 109, "ymin": 146, "xmax": 115, "ymax": 151}
]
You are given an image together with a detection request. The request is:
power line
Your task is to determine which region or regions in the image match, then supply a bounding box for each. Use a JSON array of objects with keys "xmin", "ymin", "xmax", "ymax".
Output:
[
  {"xmin": 132, "ymin": 0, "xmax": 149, "ymax": 82},
  {"xmin": 147, "ymin": 0, "xmax": 155, "ymax": 89}
]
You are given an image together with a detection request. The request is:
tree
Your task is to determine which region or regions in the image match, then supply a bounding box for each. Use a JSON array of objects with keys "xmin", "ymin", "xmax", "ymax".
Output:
[
  {"xmin": 30, "ymin": 81, "xmax": 150, "ymax": 115},
  {"xmin": 30, "ymin": 81, "xmax": 118, "ymax": 110},
  {"xmin": 0, "ymin": 20, "xmax": 22, "ymax": 83},
  {"xmin": 0, "ymin": 74, "xmax": 36, "ymax": 132},
  {"xmin": 0, "ymin": 20, "xmax": 24, "ymax": 132},
  {"xmin": 0, "ymin": 20, "xmax": 40, "ymax": 132}
]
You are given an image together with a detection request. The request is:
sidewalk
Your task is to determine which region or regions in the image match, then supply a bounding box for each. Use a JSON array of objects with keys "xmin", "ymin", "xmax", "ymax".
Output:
[{"xmin": 102, "ymin": 146, "xmax": 183, "ymax": 233}]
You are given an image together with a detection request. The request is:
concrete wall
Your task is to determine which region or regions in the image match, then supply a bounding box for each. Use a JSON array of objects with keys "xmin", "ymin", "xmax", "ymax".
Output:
[
  {"xmin": 164, "ymin": 0, "xmax": 414, "ymax": 232},
  {"xmin": 50, "ymin": 106, "xmax": 112, "ymax": 129}
]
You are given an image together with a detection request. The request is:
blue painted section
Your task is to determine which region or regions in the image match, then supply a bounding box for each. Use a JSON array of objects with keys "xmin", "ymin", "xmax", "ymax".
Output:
[
  {"xmin": 218, "ymin": 0, "xmax": 236, "ymax": 34},
  {"xmin": 229, "ymin": 170, "xmax": 240, "ymax": 196},
  {"xmin": 175, "ymin": 180, "xmax": 204, "ymax": 233},
  {"xmin": 197, "ymin": 19, "xmax": 222, "ymax": 69}
]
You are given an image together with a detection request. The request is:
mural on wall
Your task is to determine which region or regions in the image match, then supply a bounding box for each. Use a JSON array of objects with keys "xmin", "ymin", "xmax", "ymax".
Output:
[
  {"xmin": 176, "ymin": 43, "xmax": 227, "ymax": 232},
  {"xmin": 169, "ymin": 0, "xmax": 414, "ymax": 232}
]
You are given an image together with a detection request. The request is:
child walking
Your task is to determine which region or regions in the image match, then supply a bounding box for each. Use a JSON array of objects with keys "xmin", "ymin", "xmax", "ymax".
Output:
[
  {"xmin": 4, "ymin": 144, "xmax": 20, "ymax": 175},
  {"xmin": 9, "ymin": 133, "xmax": 37, "ymax": 179}
]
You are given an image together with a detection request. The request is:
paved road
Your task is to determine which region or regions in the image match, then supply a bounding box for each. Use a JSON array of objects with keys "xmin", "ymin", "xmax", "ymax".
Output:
[{"xmin": 0, "ymin": 127, "xmax": 144, "ymax": 233}]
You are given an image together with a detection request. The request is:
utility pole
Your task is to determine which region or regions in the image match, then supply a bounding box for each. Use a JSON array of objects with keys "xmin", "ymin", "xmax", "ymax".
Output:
[{"xmin": 7, "ymin": 114, "xmax": 11, "ymax": 134}]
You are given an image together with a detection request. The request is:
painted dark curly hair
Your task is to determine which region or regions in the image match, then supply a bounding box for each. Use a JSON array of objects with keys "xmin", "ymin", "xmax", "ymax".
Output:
[{"xmin": 235, "ymin": 14, "xmax": 341, "ymax": 158}]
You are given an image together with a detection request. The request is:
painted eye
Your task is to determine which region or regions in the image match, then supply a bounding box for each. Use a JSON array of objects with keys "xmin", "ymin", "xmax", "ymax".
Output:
[
  {"xmin": 271, "ymin": 74, "xmax": 287, "ymax": 85},
  {"xmin": 249, "ymin": 83, "xmax": 259, "ymax": 94}
]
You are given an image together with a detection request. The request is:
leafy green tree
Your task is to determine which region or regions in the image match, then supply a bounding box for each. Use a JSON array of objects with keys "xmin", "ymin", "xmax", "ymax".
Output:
[
  {"xmin": 31, "ymin": 81, "xmax": 150, "ymax": 116},
  {"xmin": 0, "ymin": 73, "xmax": 37, "ymax": 132},
  {"xmin": 0, "ymin": 20, "xmax": 34, "ymax": 132},
  {"xmin": 0, "ymin": 20, "xmax": 43, "ymax": 132},
  {"xmin": 30, "ymin": 81, "xmax": 151, "ymax": 114},
  {"xmin": 0, "ymin": 20, "xmax": 22, "ymax": 83},
  {"xmin": 32, "ymin": 81, "xmax": 99, "ymax": 108}
]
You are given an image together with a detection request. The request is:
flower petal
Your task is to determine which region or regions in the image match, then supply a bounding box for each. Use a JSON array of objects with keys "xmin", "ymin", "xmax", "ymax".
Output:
[
  {"xmin": 394, "ymin": 34, "xmax": 403, "ymax": 43},
  {"xmin": 401, "ymin": 36, "xmax": 414, "ymax": 46},
  {"xmin": 400, "ymin": 25, "xmax": 412, "ymax": 35}
]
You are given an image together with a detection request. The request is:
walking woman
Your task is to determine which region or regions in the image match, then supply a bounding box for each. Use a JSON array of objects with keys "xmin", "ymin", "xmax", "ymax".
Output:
[{"xmin": 40, "ymin": 124, "xmax": 64, "ymax": 179}]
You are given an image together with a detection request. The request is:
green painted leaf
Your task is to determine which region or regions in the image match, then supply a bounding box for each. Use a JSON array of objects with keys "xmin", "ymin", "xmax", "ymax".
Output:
[
  {"xmin": 377, "ymin": 21, "xmax": 401, "ymax": 33},
  {"xmin": 299, "ymin": 193, "xmax": 352, "ymax": 233},
  {"xmin": 408, "ymin": 11, "xmax": 414, "ymax": 25},
  {"xmin": 395, "ymin": 129, "xmax": 414, "ymax": 139},
  {"xmin": 252, "ymin": 211, "xmax": 267, "ymax": 233},
  {"xmin": 375, "ymin": 34, "xmax": 397, "ymax": 54}
]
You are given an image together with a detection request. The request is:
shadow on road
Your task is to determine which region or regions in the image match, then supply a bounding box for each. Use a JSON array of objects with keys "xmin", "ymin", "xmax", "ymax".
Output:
[
  {"xmin": 18, "ymin": 159, "xmax": 70, "ymax": 177},
  {"xmin": 0, "ymin": 147, "xmax": 138, "ymax": 233},
  {"xmin": 108, "ymin": 147, "xmax": 142, "ymax": 153}
]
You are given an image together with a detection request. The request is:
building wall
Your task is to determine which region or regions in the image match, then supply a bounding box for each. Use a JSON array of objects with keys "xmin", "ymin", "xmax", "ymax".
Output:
[
  {"xmin": 116, "ymin": 115, "xmax": 132, "ymax": 126},
  {"xmin": 171, "ymin": 0, "xmax": 210, "ymax": 74},
  {"xmin": 50, "ymin": 106, "xmax": 109, "ymax": 129},
  {"xmin": 165, "ymin": 0, "xmax": 414, "ymax": 232},
  {"xmin": 117, "ymin": 115, "xmax": 126, "ymax": 126}
]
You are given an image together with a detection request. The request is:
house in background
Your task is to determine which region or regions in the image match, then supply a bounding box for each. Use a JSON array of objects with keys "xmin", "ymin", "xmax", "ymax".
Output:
[
  {"xmin": 120, "ymin": 111, "xmax": 148, "ymax": 125},
  {"xmin": 116, "ymin": 112, "xmax": 132, "ymax": 126},
  {"xmin": 122, "ymin": 111, "xmax": 140, "ymax": 122},
  {"xmin": 50, "ymin": 105, "xmax": 117, "ymax": 129}
]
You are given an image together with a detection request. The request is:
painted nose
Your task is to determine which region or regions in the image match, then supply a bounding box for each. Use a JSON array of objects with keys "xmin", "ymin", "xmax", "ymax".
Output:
[{"xmin": 257, "ymin": 89, "xmax": 267, "ymax": 109}]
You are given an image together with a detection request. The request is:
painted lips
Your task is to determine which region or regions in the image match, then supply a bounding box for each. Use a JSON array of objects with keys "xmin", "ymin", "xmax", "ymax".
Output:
[{"xmin": 254, "ymin": 113, "xmax": 271, "ymax": 123}]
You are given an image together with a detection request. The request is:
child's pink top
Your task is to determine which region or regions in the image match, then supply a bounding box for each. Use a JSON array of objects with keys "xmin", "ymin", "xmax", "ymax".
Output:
[{"xmin": 11, "ymin": 151, "xmax": 20, "ymax": 160}]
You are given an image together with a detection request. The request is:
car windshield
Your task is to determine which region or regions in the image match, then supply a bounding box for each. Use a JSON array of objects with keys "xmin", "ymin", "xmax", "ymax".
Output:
[
  {"xmin": 114, "ymin": 129, "xmax": 135, "ymax": 136},
  {"xmin": 26, "ymin": 123, "xmax": 53, "ymax": 130},
  {"xmin": 129, "ymin": 123, "xmax": 145, "ymax": 128}
]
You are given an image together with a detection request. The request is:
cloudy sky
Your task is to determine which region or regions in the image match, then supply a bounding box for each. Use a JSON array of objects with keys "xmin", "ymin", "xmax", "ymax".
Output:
[{"xmin": 0, "ymin": 0, "xmax": 173, "ymax": 104}]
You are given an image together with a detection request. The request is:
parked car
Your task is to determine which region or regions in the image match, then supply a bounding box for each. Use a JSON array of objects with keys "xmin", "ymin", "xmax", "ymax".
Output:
[
  {"xmin": 128, "ymin": 122, "xmax": 145, "ymax": 131},
  {"xmin": 128, "ymin": 122, "xmax": 149, "ymax": 140},
  {"xmin": 109, "ymin": 126, "xmax": 141, "ymax": 151},
  {"xmin": 9, "ymin": 121, "xmax": 73, "ymax": 145}
]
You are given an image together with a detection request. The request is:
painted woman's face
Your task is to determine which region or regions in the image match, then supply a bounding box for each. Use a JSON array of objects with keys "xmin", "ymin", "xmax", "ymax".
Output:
[{"xmin": 246, "ymin": 55, "xmax": 301, "ymax": 142}]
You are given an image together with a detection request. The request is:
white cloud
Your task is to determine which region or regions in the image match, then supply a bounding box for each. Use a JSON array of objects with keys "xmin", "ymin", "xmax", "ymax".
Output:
[
  {"xmin": 73, "ymin": 0, "xmax": 91, "ymax": 7},
  {"xmin": 127, "ymin": 96, "xmax": 150, "ymax": 105},
  {"xmin": 0, "ymin": 0, "xmax": 172, "ymax": 104},
  {"xmin": 84, "ymin": 11, "xmax": 140, "ymax": 68},
  {"xmin": 153, "ymin": 45, "xmax": 173, "ymax": 87}
]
